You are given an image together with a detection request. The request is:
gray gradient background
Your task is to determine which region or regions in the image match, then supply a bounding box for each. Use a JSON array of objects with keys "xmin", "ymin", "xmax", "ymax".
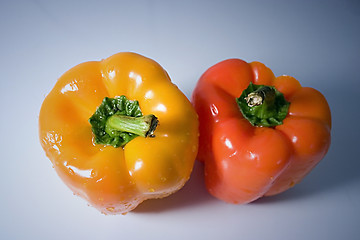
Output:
[{"xmin": 1, "ymin": 0, "xmax": 359, "ymax": 239}]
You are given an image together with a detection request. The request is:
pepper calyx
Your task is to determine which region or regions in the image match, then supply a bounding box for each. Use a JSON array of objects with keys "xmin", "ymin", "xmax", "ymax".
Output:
[
  {"xmin": 89, "ymin": 96, "xmax": 158, "ymax": 147},
  {"xmin": 236, "ymin": 82, "xmax": 289, "ymax": 127}
]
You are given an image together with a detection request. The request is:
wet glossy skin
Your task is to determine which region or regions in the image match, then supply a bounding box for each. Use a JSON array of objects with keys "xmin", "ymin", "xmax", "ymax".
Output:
[
  {"xmin": 191, "ymin": 59, "xmax": 331, "ymax": 204},
  {"xmin": 39, "ymin": 52, "xmax": 199, "ymax": 214}
]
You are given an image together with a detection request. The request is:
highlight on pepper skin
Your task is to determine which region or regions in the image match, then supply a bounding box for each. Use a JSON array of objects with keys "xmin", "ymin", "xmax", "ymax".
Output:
[
  {"xmin": 191, "ymin": 59, "xmax": 331, "ymax": 204},
  {"xmin": 39, "ymin": 52, "xmax": 199, "ymax": 215}
]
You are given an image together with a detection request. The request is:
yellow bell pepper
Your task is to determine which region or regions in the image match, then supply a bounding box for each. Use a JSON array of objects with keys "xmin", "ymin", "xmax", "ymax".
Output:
[{"xmin": 39, "ymin": 52, "xmax": 199, "ymax": 214}]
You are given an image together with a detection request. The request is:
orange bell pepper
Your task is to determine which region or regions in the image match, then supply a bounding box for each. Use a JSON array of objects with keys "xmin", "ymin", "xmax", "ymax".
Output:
[
  {"xmin": 39, "ymin": 52, "xmax": 199, "ymax": 214},
  {"xmin": 191, "ymin": 59, "xmax": 331, "ymax": 204}
]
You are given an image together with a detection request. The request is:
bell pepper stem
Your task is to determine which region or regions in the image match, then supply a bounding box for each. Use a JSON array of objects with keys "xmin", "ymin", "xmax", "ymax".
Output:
[
  {"xmin": 236, "ymin": 82, "xmax": 289, "ymax": 127},
  {"xmin": 106, "ymin": 114, "xmax": 158, "ymax": 138},
  {"xmin": 245, "ymin": 86, "xmax": 275, "ymax": 107},
  {"xmin": 89, "ymin": 96, "xmax": 159, "ymax": 147}
]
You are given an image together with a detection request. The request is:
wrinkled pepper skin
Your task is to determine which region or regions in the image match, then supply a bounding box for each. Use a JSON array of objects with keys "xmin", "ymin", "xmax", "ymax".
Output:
[
  {"xmin": 191, "ymin": 59, "xmax": 331, "ymax": 204},
  {"xmin": 39, "ymin": 52, "xmax": 199, "ymax": 214}
]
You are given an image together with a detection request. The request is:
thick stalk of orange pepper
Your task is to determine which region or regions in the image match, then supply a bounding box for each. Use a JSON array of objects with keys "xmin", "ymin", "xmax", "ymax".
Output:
[
  {"xmin": 191, "ymin": 59, "xmax": 331, "ymax": 204},
  {"xmin": 39, "ymin": 52, "xmax": 199, "ymax": 214}
]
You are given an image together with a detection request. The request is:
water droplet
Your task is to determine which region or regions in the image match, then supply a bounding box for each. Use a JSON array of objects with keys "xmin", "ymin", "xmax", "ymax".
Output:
[
  {"xmin": 106, "ymin": 207, "xmax": 115, "ymax": 212},
  {"xmin": 68, "ymin": 168, "xmax": 74, "ymax": 175},
  {"xmin": 148, "ymin": 188, "xmax": 155, "ymax": 192},
  {"xmin": 289, "ymin": 181, "xmax": 295, "ymax": 187},
  {"xmin": 91, "ymin": 169, "xmax": 97, "ymax": 177}
]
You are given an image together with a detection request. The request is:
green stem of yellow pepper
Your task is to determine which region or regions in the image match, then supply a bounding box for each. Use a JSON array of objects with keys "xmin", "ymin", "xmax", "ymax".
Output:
[
  {"xmin": 89, "ymin": 96, "xmax": 158, "ymax": 147},
  {"xmin": 106, "ymin": 114, "xmax": 158, "ymax": 138}
]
